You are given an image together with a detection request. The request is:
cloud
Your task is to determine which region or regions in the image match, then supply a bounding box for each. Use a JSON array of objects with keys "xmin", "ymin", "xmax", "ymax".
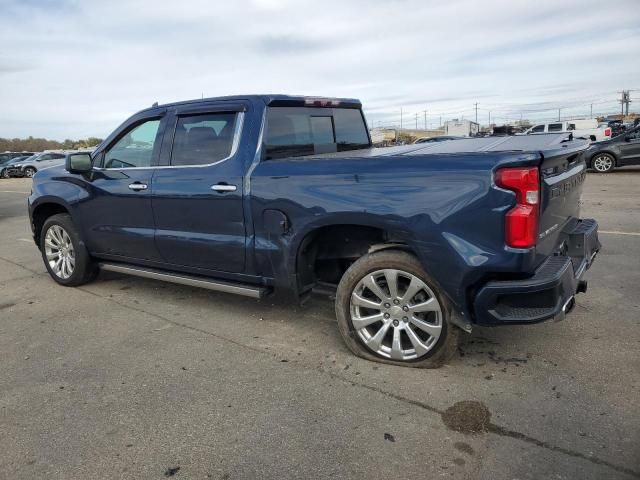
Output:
[{"xmin": 0, "ymin": 0, "xmax": 639, "ymax": 138}]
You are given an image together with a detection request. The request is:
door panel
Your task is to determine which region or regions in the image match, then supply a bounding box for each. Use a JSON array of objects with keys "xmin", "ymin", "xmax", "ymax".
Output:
[
  {"xmin": 78, "ymin": 116, "xmax": 165, "ymax": 261},
  {"xmin": 618, "ymin": 129, "xmax": 640, "ymax": 163},
  {"xmin": 152, "ymin": 108, "xmax": 246, "ymax": 273}
]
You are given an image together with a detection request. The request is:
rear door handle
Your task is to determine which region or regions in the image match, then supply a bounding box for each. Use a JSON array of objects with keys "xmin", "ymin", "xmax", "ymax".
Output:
[
  {"xmin": 128, "ymin": 182, "xmax": 148, "ymax": 191},
  {"xmin": 211, "ymin": 184, "xmax": 237, "ymax": 192}
]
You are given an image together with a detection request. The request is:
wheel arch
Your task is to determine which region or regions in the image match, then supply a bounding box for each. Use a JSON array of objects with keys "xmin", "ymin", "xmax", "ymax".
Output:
[
  {"xmin": 292, "ymin": 221, "xmax": 419, "ymax": 294},
  {"xmin": 31, "ymin": 201, "xmax": 72, "ymax": 247}
]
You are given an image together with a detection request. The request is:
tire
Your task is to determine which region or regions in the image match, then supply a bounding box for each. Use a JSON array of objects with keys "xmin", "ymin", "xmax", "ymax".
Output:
[
  {"xmin": 24, "ymin": 167, "xmax": 36, "ymax": 178},
  {"xmin": 591, "ymin": 153, "xmax": 615, "ymax": 173},
  {"xmin": 0, "ymin": 168, "xmax": 8, "ymax": 179},
  {"xmin": 40, "ymin": 213, "xmax": 98, "ymax": 286},
  {"xmin": 335, "ymin": 250, "xmax": 460, "ymax": 368}
]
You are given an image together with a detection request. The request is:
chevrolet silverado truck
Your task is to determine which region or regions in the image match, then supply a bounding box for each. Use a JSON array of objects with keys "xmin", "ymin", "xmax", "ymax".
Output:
[{"xmin": 28, "ymin": 95, "xmax": 600, "ymax": 367}]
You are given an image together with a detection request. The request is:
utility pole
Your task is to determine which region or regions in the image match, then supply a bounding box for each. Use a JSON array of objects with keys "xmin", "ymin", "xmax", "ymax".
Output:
[
  {"xmin": 488, "ymin": 111, "xmax": 491, "ymax": 126},
  {"xmin": 619, "ymin": 90, "xmax": 632, "ymax": 116},
  {"xmin": 590, "ymin": 103, "xmax": 593, "ymax": 119},
  {"xmin": 423, "ymin": 110, "xmax": 427, "ymax": 130},
  {"xmin": 439, "ymin": 115, "xmax": 442, "ymax": 127},
  {"xmin": 400, "ymin": 108, "xmax": 403, "ymax": 132},
  {"xmin": 474, "ymin": 103, "xmax": 478, "ymax": 124},
  {"xmin": 558, "ymin": 108, "xmax": 561, "ymax": 121},
  {"xmin": 415, "ymin": 112, "xmax": 418, "ymax": 130}
]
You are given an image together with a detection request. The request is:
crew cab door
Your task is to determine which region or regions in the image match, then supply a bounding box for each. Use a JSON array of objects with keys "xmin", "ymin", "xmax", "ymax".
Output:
[
  {"xmin": 151, "ymin": 104, "xmax": 246, "ymax": 273},
  {"xmin": 77, "ymin": 115, "xmax": 166, "ymax": 261}
]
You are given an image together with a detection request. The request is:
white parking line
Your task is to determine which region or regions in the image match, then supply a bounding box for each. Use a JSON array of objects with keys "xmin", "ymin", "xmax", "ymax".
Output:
[
  {"xmin": 599, "ymin": 230, "xmax": 640, "ymax": 236},
  {"xmin": 0, "ymin": 190, "xmax": 29, "ymax": 194}
]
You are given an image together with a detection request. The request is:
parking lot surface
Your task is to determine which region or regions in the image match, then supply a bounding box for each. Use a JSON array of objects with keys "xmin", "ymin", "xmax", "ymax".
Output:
[{"xmin": 1, "ymin": 172, "xmax": 639, "ymax": 480}]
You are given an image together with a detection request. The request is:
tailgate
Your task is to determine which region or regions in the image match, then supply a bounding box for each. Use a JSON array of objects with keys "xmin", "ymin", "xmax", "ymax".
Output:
[{"xmin": 536, "ymin": 146, "xmax": 588, "ymax": 258}]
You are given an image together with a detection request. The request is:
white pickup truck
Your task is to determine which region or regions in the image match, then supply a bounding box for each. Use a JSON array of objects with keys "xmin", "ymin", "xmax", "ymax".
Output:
[{"xmin": 524, "ymin": 120, "xmax": 611, "ymax": 142}]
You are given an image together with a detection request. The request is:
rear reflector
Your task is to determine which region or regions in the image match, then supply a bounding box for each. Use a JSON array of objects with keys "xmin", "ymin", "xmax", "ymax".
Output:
[
  {"xmin": 604, "ymin": 127, "xmax": 611, "ymax": 137},
  {"xmin": 495, "ymin": 167, "xmax": 540, "ymax": 248}
]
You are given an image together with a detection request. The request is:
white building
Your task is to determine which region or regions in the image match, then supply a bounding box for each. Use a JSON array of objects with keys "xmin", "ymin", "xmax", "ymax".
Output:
[{"xmin": 444, "ymin": 119, "xmax": 480, "ymax": 137}]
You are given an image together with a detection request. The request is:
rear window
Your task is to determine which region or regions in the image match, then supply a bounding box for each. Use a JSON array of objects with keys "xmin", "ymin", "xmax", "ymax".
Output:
[{"xmin": 264, "ymin": 107, "xmax": 370, "ymax": 160}]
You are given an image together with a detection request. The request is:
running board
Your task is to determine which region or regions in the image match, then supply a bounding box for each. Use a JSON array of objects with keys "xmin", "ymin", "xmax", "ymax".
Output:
[{"xmin": 99, "ymin": 263, "xmax": 267, "ymax": 299}]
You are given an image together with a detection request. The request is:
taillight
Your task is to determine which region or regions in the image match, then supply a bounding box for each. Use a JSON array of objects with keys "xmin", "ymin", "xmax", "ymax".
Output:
[
  {"xmin": 604, "ymin": 127, "xmax": 611, "ymax": 137},
  {"xmin": 495, "ymin": 167, "xmax": 540, "ymax": 248}
]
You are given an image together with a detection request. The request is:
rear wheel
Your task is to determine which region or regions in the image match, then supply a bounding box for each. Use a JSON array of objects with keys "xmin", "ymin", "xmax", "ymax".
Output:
[
  {"xmin": 0, "ymin": 168, "xmax": 8, "ymax": 178},
  {"xmin": 591, "ymin": 153, "xmax": 615, "ymax": 173},
  {"xmin": 40, "ymin": 214, "xmax": 97, "ymax": 286},
  {"xmin": 24, "ymin": 167, "xmax": 36, "ymax": 178},
  {"xmin": 335, "ymin": 250, "xmax": 459, "ymax": 368}
]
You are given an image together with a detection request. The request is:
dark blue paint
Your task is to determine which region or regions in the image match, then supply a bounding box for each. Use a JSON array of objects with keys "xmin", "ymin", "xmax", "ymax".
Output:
[{"xmin": 28, "ymin": 95, "xmax": 597, "ymax": 327}]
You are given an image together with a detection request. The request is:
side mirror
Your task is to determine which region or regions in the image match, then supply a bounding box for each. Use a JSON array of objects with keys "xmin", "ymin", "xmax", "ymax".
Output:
[{"xmin": 66, "ymin": 153, "xmax": 92, "ymax": 174}]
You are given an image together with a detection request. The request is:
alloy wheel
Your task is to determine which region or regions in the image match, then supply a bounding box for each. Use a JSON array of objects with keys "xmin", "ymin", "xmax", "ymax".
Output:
[
  {"xmin": 25, "ymin": 168, "xmax": 36, "ymax": 178},
  {"xmin": 44, "ymin": 225, "xmax": 75, "ymax": 279},
  {"xmin": 592, "ymin": 155, "xmax": 613, "ymax": 172},
  {"xmin": 349, "ymin": 269, "xmax": 443, "ymax": 361}
]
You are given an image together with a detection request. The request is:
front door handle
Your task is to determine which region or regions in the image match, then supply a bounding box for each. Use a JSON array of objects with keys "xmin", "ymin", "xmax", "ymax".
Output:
[
  {"xmin": 211, "ymin": 184, "xmax": 237, "ymax": 192},
  {"xmin": 128, "ymin": 182, "xmax": 148, "ymax": 191}
]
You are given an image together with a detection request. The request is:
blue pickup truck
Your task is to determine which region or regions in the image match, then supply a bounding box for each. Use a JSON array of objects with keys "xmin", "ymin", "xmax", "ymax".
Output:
[{"xmin": 28, "ymin": 95, "xmax": 600, "ymax": 367}]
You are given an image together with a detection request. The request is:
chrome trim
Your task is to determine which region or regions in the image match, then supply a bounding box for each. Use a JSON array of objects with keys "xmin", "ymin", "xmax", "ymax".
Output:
[
  {"xmin": 211, "ymin": 184, "xmax": 237, "ymax": 192},
  {"xmin": 128, "ymin": 183, "xmax": 148, "ymax": 191},
  {"xmin": 99, "ymin": 262, "xmax": 266, "ymax": 298},
  {"xmin": 94, "ymin": 112, "xmax": 245, "ymax": 171}
]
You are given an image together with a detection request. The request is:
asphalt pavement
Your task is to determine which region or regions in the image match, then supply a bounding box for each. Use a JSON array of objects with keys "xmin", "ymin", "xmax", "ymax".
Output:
[{"xmin": 0, "ymin": 173, "xmax": 638, "ymax": 480}]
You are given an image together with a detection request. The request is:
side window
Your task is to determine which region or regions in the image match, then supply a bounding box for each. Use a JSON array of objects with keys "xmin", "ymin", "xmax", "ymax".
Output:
[
  {"xmin": 548, "ymin": 123, "xmax": 563, "ymax": 132},
  {"xmin": 170, "ymin": 112, "xmax": 238, "ymax": 166},
  {"xmin": 333, "ymin": 108, "xmax": 370, "ymax": 147},
  {"xmin": 264, "ymin": 107, "xmax": 370, "ymax": 160},
  {"xmin": 38, "ymin": 154, "xmax": 52, "ymax": 161},
  {"xmin": 567, "ymin": 123, "xmax": 576, "ymax": 131},
  {"xmin": 104, "ymin": 119, "xmax": 161, "ymax": 169},
  {"xmin": 531, "ymin": 125, "xmax": 545, "ymax": 133}
]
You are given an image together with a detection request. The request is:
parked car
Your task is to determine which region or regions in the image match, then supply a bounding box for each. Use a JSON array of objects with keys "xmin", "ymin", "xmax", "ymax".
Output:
[
  {"xmin": 413, "ymin": 136, "xmax": 463, "ymax": 144},
  {"xmin": 0, "ymin": 157, "xmax": 31, "ymax": 178},
  {"xmin": 585, "ymin": 125, "xmax": 640, "ymax": 173},
  {"xmin": 28, "ymin": 95, "xmax": 599, "ymax": 367},
  {"xmin": 524, "ymin": 120, "xmax": 611, "ymax": 142},
  {"xmin": 6, "ymin": 151, "xmax": 66, "ymax": 178}
]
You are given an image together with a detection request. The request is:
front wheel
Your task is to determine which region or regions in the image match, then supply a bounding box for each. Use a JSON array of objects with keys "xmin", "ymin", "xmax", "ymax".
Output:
[
  {"xmin": 24, "ymin": 167, "xmax": 36, "ymax": 178},
  {"xmin": 591, "ymin": 153, "xmax": 615, "ymax": 173},
  {"xmin": 335, "ymin": 250, "xmax": 460, "ymax": 368},
  {"xmin": 40, "ymin": 213, "xmax": 97, "ymax": 286},
  {"xmin": 0, "ymin": 168, "xmax": 8, "ymax": 179}
]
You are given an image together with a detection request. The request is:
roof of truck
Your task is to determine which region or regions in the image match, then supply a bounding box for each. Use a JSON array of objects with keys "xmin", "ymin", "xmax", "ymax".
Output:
[{"xmin": 149, "ymin": 94, "xmax": 362, "ymax": 110}]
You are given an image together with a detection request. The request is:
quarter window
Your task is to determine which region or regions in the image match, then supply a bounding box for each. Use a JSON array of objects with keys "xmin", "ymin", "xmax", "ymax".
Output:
[
  {"xmin": 530, "ymin": 125, "xmax": 545, "ymax": 133},
  {"xmin": 548, "ymin": 123, "xmax": 563, "ymax": 132},
  {"xmin": 171, "ymin": 113, "xmax": 237, "ymax": 166},
  {"xmin": 104, "ymin": 119, "xmax": 161, "ymax": 169}
]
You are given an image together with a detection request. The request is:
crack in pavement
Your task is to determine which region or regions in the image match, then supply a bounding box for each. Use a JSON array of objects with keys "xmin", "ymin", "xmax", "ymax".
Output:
[{"xmin": 2, "ymin": 257, "xmax": 638, "ymax": 478}]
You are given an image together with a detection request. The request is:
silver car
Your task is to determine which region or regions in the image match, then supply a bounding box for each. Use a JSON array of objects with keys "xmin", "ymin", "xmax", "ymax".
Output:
[{"xmin": 8, "ymin": 151, "xmax": 68, "ymax": 178}]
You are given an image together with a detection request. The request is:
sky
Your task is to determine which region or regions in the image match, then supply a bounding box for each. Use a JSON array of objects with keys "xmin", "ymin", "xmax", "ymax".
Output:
[{"xmin": 1, "ymin": 0, "xmax": 639, "ymax": 140}]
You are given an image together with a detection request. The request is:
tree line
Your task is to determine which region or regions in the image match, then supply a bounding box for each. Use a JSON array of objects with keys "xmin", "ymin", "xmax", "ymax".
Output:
[{"xmin": 0, "ymin": 136, "xmax": 103, "ymax": 153}]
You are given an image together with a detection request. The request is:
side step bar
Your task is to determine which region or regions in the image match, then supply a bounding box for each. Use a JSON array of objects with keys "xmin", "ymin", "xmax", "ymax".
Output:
[{"xmin": 99, "ymin": 263, "xmax": 268, "ymax": 299}]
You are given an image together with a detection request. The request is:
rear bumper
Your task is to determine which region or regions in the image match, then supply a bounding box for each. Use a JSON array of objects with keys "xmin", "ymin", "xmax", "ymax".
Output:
[{"xmin": 473, "ymin": 219, "xmax": 600, "ymax": 325}]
